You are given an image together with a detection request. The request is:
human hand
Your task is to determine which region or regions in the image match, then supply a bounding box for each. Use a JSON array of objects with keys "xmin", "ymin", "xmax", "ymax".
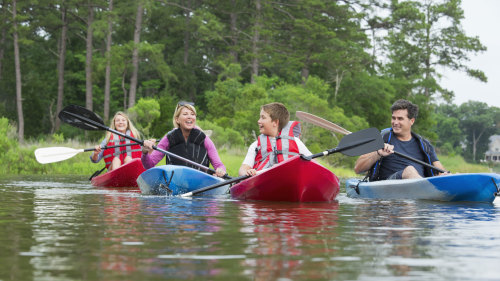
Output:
[
  {"xmin": 215, "ymin": 168, "xmax": 226, "ymax": 178},
  {"xmin": 142, "ymin": 139, "xmax": 156, "ymax": 154},
  {"xmin": 245, "ymin": 168, "xmax": 257, "ymax": 176},
  {"xmin": 377, "ymin": 143, "xmax": 394, "ymax": 157}
]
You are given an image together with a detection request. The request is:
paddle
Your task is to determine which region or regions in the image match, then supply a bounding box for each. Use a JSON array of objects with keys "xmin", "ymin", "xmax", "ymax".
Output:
[
  {"xmin": 180, "ymin": 175, "xmax": 250, "ymax": 197},
  {"xmin": 296, "ymin": 111, "xmax": 447, "ymax": 174},
  {"xmin": 35, "ymin": 143, "xmax": 141, "ymax": 164},
  {"xmin": 181, "ymin": 127, "xmax": 383, "ymax": 197},
  {"xmin": 59, "ymin": 104, "xmax": 231, "ymax": 179},
  {"xmin": 305, "ymin": 127, "xmax": 384, "ymax": 160}
]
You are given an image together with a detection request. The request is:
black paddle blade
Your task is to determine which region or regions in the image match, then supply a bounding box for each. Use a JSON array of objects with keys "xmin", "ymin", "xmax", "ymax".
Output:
[
  {"xmin": 337, "ymin": 127, "xmax": 384, "ymax": 156},
  {"xmin": 58, "ymin": 104, "xmax": 105, "ymax": 131}
]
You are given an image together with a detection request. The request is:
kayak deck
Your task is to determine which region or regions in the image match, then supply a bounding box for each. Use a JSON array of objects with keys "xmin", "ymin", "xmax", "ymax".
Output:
[
  {"xmin": 91, "ymin": 158, "xmax": 145, "ymax": 188},
  {"xmin": 230, "ymin": 156, "xmax": 340, "ymax": 202},
  {"xmin": 346, "ymin": 173, "xmax": 500, "ymax": 203},
  {"xmin": 137, "ymin": 165, "xmax": 230, "ymax": 196}
]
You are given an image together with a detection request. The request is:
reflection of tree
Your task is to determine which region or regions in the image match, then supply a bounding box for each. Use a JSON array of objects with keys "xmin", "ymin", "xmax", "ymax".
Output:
[
  {"xmin": 238, "ymin": 201, "xmax": 340, "ymax": 280},
  {"xmin": 1, "ymin": 186, "xmax": 35, "ymax": 280}
]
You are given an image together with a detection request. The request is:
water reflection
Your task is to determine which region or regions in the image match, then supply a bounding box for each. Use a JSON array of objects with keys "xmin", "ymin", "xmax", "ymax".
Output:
[
  {"xmin": 237, "ymin": 201, "xmax": 340, "ymax": 280},
  {"xmin": 3, "ymin": 177, "xmax": 500, "ymax": 281}
]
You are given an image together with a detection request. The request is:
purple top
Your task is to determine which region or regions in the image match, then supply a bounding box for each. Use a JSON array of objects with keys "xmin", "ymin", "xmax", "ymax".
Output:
[{"xmin": 141, "ymin": 131, "xmax": 226, "ymax": 171}]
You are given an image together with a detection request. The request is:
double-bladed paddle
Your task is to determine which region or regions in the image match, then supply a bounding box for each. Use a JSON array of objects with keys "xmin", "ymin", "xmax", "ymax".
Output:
[
  {"xmin": 296, "ymin": 111, "xmax": 447, "ymax": 174},
  {"xmin": 58, "ymin": 104, "xmax": 232, "ymax": 179},
  {"xmin": 181, "ymin": 127, "xmax": 384, "ymax": 197},
  {"xmin": 35, "ymin": 143, "xmax": 140, "ymax": 164}
]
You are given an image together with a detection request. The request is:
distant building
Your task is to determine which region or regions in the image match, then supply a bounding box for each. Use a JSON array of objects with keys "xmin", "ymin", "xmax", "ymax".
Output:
[{"xmin": 485, "ymin": 135, "xmax": 500, "ymax": 162}]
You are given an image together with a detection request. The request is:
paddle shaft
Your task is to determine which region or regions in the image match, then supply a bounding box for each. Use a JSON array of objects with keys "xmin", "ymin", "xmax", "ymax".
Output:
[
  {"xmin": 310, "ymin": 138, "xmax": 380, "ymax": 159},
  {"xmin": 297, "ymin": 112, "xmax": 447, "ymax": 174},
  {"xmin": 84, "ymin": 142, "xmax": 141, "ymax": 152},
  {"xmin": 63, "ymin": 111, "xmax": 229, "ymax": 178},
  {"xmin": 180, "ymin": 175, "xmax": 250, "ymax": 197}
]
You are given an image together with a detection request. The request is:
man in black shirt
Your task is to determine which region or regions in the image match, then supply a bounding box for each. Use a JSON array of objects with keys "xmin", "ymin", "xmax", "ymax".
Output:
[{"xmin": 354, "ymin": 99, "xmax": 448, "ymax": 180}]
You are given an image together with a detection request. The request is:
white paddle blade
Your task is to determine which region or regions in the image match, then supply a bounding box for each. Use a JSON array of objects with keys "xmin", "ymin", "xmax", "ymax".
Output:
[{"xmin": 34, "ymin": 147, "xmax": 85, "ymax": 164}]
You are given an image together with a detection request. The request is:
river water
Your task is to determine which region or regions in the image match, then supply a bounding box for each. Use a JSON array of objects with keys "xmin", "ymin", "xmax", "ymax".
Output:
[{"xmin": 1, "ymin": 175, "xmax": 500, "ymax": 281}]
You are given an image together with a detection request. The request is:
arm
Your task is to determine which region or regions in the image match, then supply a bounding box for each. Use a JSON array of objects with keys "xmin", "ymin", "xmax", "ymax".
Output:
[
  {"xmin": 295, "ymin": 138, "xmax": 312, "ymax": 156},
  {"xmin": 203, "ymin": 136, "xmax": 226, "ymax": 177},
  {"xmin": 354, "ymin": 143, "xmax": 393, "ymax": 174},
  {"xmin": 90, "ymin": 139, "xmax": 107, "ymax": 163},
  {"xmin": 432, "ymin": 161, "xmax": 450, "ymax": 176},
  {"xmin": 238, "ymin": 141, "xmax": 258, "ymax": 176},
  {"xmin": 141, "ymin": 136, "xmax": 169, "ymax": 169}
]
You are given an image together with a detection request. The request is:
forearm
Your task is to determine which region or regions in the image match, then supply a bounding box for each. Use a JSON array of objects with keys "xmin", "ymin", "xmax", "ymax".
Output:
[
  {"xmin": 239, "ymin": 164, "xmax": 252, "ymax": 176},
  {"xmin": 354, "ymin": 151, "xmax": 381, "ymax": 174}
]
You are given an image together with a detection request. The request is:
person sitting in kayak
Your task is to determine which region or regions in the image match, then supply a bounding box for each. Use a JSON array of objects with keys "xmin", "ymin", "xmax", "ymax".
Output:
[
  {"xmin": 239, "ymin": 102, "xmax": 312, "ymax": 177},
  {"xmin": 354, "ymin": 99, "xmax": 448, "ymax": 181},
  {"xmin": 141, "ymin": 101, "xmax": 227, "ymax": 178},
  {"xmin": 90, "ymin": 111, "xmax": 142, "ymax": 171}
]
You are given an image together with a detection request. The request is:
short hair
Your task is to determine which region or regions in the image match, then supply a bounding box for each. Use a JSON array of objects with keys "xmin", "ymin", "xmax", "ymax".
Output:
[
  {"xmin": 391, "ymin": 99, "xmax": 419, "ymax": 119},
  {"xmin": 173, "ymin": 103, "xmax": 197, "ymax": 128},
  {"xmin": 261, "ymin": 102, "xmax": 290, "ymax": 132}
]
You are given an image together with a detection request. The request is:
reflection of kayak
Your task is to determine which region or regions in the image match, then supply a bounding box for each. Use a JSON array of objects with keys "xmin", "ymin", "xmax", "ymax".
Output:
[
  {"xmin": 230, "ymin": 156, "xmax": 340, "ymax": 202},
  {"xmin": 345, "ymin": 173, "xmax": 500, "ymax": 203},
  {"xmin": 137, "ymin": 165, "xmax": 230, "ymax": 196},
  {"xmin": 91, "ymin": 158, "xmax": 145, "ymax": 187}
]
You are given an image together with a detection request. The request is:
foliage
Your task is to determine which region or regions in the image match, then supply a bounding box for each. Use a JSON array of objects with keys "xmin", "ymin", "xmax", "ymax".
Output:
[
  {"xmin": 128, "ymin": 98, "xmax": 161, "ymax": 137},
  {"xmin": 0, "ymin": 0, "xmax": 493, "ymax": 171}
]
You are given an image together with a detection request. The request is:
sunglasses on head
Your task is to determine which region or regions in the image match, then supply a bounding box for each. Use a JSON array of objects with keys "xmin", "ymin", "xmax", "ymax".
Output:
[{"xmin": 177, "ymin": 101, "xmax": 194, "ymax": 107}]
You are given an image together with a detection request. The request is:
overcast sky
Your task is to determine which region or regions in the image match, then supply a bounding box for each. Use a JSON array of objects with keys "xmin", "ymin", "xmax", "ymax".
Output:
[{"xmin": 440, "ymin": 0, "xmax": 500, "ymax": 108}]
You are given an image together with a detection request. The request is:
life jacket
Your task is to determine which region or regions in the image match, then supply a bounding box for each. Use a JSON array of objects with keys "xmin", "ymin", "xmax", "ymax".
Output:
[
  {"xmin": 253, "ymin": 121, "xmax": 301, "ymax": 171},
  {"xmin": 102, "ymin": 130, "xmax": 142, "ymax": 169},
  {"xmin": 368, "ymin": 128, "xmax": 435, "ymax": 181},
  {"xmin": 166, "ymin": 128, "xmax": 210, "ymax": 168}
]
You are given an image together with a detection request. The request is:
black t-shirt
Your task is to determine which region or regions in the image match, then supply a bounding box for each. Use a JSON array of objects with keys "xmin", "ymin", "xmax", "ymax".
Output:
[{"xmin": 378, "ymin": 136, "xmax": 438, "ymax": 180}]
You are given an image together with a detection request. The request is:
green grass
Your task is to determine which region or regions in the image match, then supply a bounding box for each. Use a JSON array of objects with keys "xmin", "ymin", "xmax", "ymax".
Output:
[{"xmin": 439, "ymin": 154, "xmax": 491, "ymax": 173}]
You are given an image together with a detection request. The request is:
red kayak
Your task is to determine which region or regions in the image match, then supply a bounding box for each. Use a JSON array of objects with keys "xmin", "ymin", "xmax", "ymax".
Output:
[
  {"xmin": 91, "ymin": 158, "xmax": 145, "ymax": 188},
  {"xmin": 230, "ymin": 155, "xmax": 340, "ymax": 202}
]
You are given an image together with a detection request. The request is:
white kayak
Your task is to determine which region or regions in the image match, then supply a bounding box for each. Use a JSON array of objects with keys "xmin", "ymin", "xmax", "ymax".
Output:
[{"xmin": 345, "ymin": 173, "xmax": 500, "ymax": 203}]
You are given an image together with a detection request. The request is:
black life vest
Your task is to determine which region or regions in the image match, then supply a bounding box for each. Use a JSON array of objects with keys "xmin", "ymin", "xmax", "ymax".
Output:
[
  {"xmin": 166, "ymin": 128, "xmax": 209, "ymax": 168},
  {"xmin": 368, "ymin": 128, "xmax": 435, "ymax": 181}
]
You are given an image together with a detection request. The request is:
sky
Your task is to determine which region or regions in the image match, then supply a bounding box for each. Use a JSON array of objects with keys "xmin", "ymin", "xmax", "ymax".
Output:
[{"xmin": 440, "ymin": 0, "xmax": 500, "ymax": 108}]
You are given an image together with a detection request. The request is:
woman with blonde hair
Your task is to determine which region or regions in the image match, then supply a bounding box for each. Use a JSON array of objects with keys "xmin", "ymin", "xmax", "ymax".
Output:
[
  {"xmin": 90, "ymin": 111, "xmax": 142, "ymax": 171},
  {"xmin": 142, "ymin": 101, "xmax": 226, "ymax": 177}
]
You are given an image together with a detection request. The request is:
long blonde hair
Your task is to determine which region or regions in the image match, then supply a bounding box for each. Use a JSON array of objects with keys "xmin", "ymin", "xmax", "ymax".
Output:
[
  {"xmin": 172, "ymin": 103, "xmax": 197, "ymax": 129},
  {"xmin": 105, "ymin": 111, "xmax": 141, "ymax": 142}
]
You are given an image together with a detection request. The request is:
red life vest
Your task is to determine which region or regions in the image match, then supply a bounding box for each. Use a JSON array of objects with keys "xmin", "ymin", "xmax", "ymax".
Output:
[
  {"xmin": 253, "ymin": 121, "xmax": 301, "ymax": 171},
  {"xmin": 102, "ymin": 131, "xmax": 142, "ymax": 169}
]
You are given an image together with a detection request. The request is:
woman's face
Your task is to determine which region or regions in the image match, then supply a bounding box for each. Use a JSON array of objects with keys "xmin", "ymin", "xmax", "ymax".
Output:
[
  {"xmin": 257, "ymin": 109, "xmax": 278, "ymax": 137},
  {"xmin": 176, "ymin": 107, "xmax": 197, "ymax": 130},
  {"xmin": 114, "ymin": 115, "xmax": 128, "ymax": 133}
]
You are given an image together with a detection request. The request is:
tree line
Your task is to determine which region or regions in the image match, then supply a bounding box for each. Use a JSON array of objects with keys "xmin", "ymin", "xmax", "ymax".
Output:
[{"xmin": 0, "ymin": 0, "xmax": 498, "ymax": 164}]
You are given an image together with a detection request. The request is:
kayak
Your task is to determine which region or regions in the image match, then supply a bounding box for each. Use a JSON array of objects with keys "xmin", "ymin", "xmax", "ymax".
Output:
[
  {"xmin": 91, "ymin": 158, "xmax": 145, "ymax": 188},
  {"xmin": 137, "ymin": 165, "xmax": 230, "ymax": 196},
  {"xmin": 345, "ymin": 173, "xmax": 500, "ymax": 203},
  {"xmin": 230, "ymin": 155, "xmax": 340, "ymax": 202}
]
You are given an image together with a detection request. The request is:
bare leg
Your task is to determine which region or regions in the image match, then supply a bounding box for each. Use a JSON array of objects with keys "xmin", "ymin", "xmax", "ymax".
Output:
[
  {"xmin": 402, "ymin": 166, "xmax": 422, "ymax": 179},
  {"xmin": 123, "ymin": 155, "xmax": 133, "ymax": 164},
  {"xmin": 109, "ymin": 156, "xmax": 122, "ymax": 171}
]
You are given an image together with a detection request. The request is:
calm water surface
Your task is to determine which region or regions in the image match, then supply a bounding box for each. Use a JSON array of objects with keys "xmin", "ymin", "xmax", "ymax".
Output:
[{"xmin": 1, "ymin": 175, "xmax": 500, "ymax": 281}]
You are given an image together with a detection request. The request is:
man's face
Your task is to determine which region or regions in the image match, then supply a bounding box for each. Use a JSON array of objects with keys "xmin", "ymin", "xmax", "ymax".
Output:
[{"xmin": 391, "ymin": 109, "xmax": 414, "ymax": 136}]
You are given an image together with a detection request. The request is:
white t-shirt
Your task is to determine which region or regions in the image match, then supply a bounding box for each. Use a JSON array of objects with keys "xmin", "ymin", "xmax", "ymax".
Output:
[{"xmin": 242, "ymin": 137, "xmax": 312, "ymax": 167}]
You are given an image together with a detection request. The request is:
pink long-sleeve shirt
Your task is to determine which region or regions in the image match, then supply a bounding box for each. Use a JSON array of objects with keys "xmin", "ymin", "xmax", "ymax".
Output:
[{"xmin": 141, "ymin": 132, "xmax": 226, "ymax": 171}]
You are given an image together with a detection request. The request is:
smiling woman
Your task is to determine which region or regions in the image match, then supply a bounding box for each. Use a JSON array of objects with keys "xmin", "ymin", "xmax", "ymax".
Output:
[
  {"xmin": 141, "ymin": 101, "xmax": 227, "ymax": 178},
  {"xmin": 90, "ymin": 111, "xmax": 142, "ymax": 171}
]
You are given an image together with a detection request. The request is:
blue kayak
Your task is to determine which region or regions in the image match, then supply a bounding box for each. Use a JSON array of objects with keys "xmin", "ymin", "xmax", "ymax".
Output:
[
  {"xmin": 345, "ymin": 173, "xmax": 500, "ymax": 203},
  {"xmin": 137, "ymin": 165, "xmax": 230, "ymax": 196}
]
